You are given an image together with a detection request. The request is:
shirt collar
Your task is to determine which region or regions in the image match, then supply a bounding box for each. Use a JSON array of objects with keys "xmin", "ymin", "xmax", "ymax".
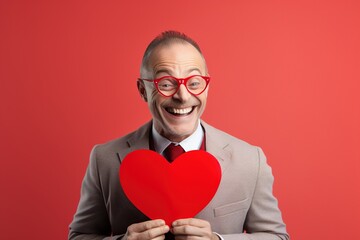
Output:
[{"xmin": 152, "ymin": 121, "xmax": 204, "ymax": 155}]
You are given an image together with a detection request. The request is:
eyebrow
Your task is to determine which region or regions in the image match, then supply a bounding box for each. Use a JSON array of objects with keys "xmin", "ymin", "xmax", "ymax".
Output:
[
  {"xmin": 154, "ymin": 69, "xmax": 171, "ymax": 76},
  {"xmin": 154, "ymin": 68, "xmax": 202, "ymax": 77},
  {"xmin": 186, "ymin": 68, "xmax": 202, "ymax": 75}
]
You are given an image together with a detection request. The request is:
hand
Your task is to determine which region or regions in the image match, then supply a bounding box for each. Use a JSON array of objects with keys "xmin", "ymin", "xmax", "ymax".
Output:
[
  {"xmin": 171, "ymin": 218, "xmax": 219, "ymax": 240},
  {"xmin": 124, "ymin": 219, "xmax": 170, "ymax": 240}
]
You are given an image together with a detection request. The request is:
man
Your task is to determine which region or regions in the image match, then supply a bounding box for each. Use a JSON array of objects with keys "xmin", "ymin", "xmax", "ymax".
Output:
[{"xmin": 69, "ymin": 31, "xmax": 289, "ymax": 240}]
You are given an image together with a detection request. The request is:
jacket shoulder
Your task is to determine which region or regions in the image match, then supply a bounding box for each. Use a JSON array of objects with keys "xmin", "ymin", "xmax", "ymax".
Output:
[
  {"xmin": 202, "ymin": 121, "xmax": 258, "ymax": 150},
  {"xmin": 93, "ymin": 121, "xmax": 151, "ymax": 155}
]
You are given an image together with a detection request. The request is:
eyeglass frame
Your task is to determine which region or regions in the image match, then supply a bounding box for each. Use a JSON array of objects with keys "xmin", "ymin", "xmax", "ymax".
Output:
[{"xmin": 138, "ymin": 75, "xmax": 211, "ymax": 97}]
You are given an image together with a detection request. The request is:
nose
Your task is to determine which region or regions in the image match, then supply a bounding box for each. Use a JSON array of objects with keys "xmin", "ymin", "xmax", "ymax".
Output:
[{"xmin": 172, "ymin": 84, "xmax": 191, "ymax": 102}]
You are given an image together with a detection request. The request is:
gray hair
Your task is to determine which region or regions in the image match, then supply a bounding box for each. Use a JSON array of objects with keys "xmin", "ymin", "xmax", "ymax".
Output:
[{"xmin": 140, "ymin": 30, "xmax": 207, "ymax": 78}]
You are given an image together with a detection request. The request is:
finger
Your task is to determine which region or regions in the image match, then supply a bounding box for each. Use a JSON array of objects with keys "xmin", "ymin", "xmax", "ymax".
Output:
[
  {"xmin": 172, "ymin": 225, "xmax": 205, "ymax": 237},
  {"xmin": 152, "ymin": 235, "xmax": 167, "ymax": 240},
  {"xmin": 173, "ymin": 218, "xmax": 210, "ymax": 228},
  {"xmin": 175, "ymin": 236, "xmax": 203, "ymax": 240},
  {"xmin": 137, "ymin": 225, "xmax": 170, "ymax": 240},
  {"xmin": 130, "ymin": 219, "xmax": 166, "ymax": 233}
]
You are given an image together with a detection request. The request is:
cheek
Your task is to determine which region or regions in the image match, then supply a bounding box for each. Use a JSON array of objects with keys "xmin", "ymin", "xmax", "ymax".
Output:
[
  {"xmin": 146, "ymin": 88, "xmax": 158, "ymax": 106},
  {"xmin": 145, "ymin": 86, "xmax": 157, "ymax": 100},
  {"xmin": 198, "ymin": 94, "xmax": 208, "ymax": 106},
  {"xmin": 196, "ymin": 95, "xmax": 208, "ymax": 113},
  {"xmin": 148, "ymin": 91, "xmax": 166, "ymax": 113}
]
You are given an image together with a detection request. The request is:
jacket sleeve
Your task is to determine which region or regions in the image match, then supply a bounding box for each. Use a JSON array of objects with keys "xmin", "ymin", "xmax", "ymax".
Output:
[
  {"xmin": 221, "ymin": 147, "xmax": 290, "ymax": 240},
  {"xmin": 68, "ymin": 146, "xmax": 124, "ymax": 240}
]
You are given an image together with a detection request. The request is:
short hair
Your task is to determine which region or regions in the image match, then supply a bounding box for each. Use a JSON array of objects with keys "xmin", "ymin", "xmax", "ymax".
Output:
[{"xmin": 140, "ymin": 30, "xmax": 207, "ymax": 77}]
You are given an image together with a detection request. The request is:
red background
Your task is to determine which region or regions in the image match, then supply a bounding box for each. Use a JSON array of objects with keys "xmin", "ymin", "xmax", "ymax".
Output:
[{"xmin": 1, "ymin": 0, "xmax": 359, "ymax": 239}]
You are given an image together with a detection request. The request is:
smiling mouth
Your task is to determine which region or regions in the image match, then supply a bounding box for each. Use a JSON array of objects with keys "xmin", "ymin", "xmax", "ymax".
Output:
[{"xmin": 165, "ymin": 107, "xmax": 194, "ymax": 116}]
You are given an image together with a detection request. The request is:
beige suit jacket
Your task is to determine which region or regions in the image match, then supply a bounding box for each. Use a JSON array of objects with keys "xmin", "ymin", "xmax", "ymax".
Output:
[{"xmin": 69, "ymin": 121, "xmax": 289, "ymax": 240}]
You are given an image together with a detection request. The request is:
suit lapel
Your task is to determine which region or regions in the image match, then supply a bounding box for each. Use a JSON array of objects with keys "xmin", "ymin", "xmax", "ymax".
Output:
[
  {"xmin": 117, "ymin": 121, "xmax": 152, "ymax": 161},
  {"xmin": 117, "ymin": 120, "xmax": 232, "ymax": 173},
  {"xmin": 202, "ymin": 121, "xmax": 232, "ymax": 173}
]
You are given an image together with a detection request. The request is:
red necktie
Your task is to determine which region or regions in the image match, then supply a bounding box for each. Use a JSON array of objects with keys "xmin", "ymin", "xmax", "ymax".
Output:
[
  {"xmin": 163, "ymin": 143, "xmax": 185, "ymax": 162},
  {"xmin": 163, "ymin": 143, "xmax": 184, "ymax": 240}
]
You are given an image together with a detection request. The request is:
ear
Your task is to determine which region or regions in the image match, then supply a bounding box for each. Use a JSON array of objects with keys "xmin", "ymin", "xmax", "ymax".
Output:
[{"xmin": 137, "ymin": 80, "xmax": 148, "ymax": 102}]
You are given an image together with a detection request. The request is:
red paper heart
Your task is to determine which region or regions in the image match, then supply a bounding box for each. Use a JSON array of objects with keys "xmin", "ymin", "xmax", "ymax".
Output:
[{"xmin": 119, "ymin": 150, "xmax": 221, "ymax": 226}]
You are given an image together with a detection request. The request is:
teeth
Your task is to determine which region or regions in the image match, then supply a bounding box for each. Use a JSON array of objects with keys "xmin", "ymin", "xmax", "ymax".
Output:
[{"xmin": 167, "ymin": 107, "xmax": 192, "ymax": 114}]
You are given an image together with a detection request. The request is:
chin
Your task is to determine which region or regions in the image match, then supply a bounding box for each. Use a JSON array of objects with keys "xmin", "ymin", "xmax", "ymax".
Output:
[
  {"xmin": 165, "ymin": 124, "xmax": 197, "ymax": 140},
  {"xmin": 154, "ymin": 107, "xmax": 200, "ymax": 140}
]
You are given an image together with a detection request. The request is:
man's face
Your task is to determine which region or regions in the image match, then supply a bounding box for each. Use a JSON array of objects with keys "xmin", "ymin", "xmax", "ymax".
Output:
[{"xmin": 139, "ymin": 42, "xmax": 209, "ymax": 142}]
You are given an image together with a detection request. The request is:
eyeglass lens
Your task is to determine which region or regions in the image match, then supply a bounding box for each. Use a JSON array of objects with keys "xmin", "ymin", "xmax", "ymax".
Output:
[{"xmin": 157, "ymin": 76, "xmax": 207, "ymax": 96}]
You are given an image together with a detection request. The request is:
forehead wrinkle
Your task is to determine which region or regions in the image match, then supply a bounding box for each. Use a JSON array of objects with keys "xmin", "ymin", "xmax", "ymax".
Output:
[
  {"xmin": 148, "ymin": 42, "xmax": 206, "ymax": 78},
  {"xmin": 152, "ymin": 61, "xmax": 204, "ymax": 77},
  {"xmin": 186, "ymin": 67, "xmax": 202, "ymax": 75}
]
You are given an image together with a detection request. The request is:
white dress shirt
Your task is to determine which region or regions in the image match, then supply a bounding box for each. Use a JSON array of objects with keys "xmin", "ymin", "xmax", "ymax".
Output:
[
  {"xmin": 152, "ymin": 121, "xmax": 204, "ymax": 155},
  {"xmin": 151, "ymin": 121, "xmax": 224, "ymax": 240}
]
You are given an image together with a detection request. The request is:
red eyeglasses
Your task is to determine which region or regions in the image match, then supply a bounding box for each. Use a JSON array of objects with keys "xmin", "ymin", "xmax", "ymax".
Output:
[{"xmin": 139, "ymin": 75, "xmax": 210, "ymax": 97}]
